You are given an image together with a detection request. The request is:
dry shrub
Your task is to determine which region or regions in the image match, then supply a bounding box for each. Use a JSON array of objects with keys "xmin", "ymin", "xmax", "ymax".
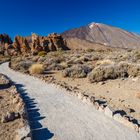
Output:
[
  {"xmin": 60, "ymin": 62, "xmax": 68, "ymax": 69},
  {"xmin": 62, "ymin": 65, "xmax": 92, "ymax": 78},
  {"xmin": 19, "ymin": 60, "xmax": 33, "ymax": 69},
  {"xmin": 86, "ymin": 48, "xmax": 94, "ymax": 52},
  {"xmin": 135, "ymin": 93, "xmax": 140, "ymax": 99},
  {"xmin": 38, "ymin": 51, "xmax": 47, "ymax": 57},
  {"xmin": 88, "ymin": 61, "xmax": 140, "ymax": 83},
  {"xmin": 88, "ymin": 62, "xmax": 129, "ymax": 83},
  {"xmin": 29, "ymin": 63, "xmax": 44, "ymax": 74},
  {"xmin": 96, "ymin": 59, "xmax": 114, "ymax": 66},
  {"xmin": 127, "ymin": 64, "xmax": 140, "ymax": 77},
  {"xmin": 88, "ymin": 65, "xmax": 115, "ymax": 82},
  {"xmin": 115, "ymin": 62, "xmax": 129, "ymax": 77},
  {"xmin": 50, "ymin": 50, "xmax": 65, "ymax": 58},
  {"xmin": 0, "ymin": 55, "xmax": 10, "ymax": 63},
  {"xmin": 135, "ymin": 51, "xmax": 140, "ymax": 59}
]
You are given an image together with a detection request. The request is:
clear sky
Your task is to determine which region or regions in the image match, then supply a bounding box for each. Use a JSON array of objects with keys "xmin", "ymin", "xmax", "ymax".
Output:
[{"xmin": 0, "ymin": 0, "xmax": 140, "ymax": 39}]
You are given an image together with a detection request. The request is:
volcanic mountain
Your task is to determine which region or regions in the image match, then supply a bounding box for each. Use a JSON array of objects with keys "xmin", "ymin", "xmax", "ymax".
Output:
[{"xmin": 62, "ymin": 22, "xmax": 140, "ymax": 49}]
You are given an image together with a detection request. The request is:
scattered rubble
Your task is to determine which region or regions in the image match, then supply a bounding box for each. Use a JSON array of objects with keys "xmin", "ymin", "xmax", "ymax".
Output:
[{"xmin": 0, "ymin": 74, "xmax": 32, "ymax": 140}]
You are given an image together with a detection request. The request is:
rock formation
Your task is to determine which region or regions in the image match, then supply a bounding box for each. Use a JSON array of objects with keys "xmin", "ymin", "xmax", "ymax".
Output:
[
  {"xmin": 30, "ymin": 33, "xmax": 68, "ymax": 55},
  {"xmin": 0, "ymin": 34, "xmax": 13, "ymax": 55},
  {"xmin": 47, "ymin": 33, "xmax": 67, "ymax": 51},
  {"xmin": 13, "ymin": 36, "xmax": 31, "ymax": 54},
  {"xmin": 0, "ymin": 33, "xmax": 68, "ymax": 56}
]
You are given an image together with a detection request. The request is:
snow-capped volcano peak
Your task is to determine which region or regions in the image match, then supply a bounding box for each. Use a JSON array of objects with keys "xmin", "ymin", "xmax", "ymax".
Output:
[
  {"xmin": 89, "ymin": 22, "xmax": 100, "ymax": 29},
  {"xmin": 62, "ymin": 22, "xmax": 140, "ymax": 49}
]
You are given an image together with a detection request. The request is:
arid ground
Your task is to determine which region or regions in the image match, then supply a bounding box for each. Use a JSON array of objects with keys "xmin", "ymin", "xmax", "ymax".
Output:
[
  {"xmin": 9, "ymin": 49, "xmax": 140, "ymax": 121},
  {"xmin": 0, "ymin": 62, "xmax": 140, "ymax": 140}
]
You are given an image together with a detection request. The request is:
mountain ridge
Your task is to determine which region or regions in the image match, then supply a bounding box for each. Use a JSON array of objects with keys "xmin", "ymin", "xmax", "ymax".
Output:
[{"xmin": 61, "ymin": 22, "xmax": 140, "ymax": 49}]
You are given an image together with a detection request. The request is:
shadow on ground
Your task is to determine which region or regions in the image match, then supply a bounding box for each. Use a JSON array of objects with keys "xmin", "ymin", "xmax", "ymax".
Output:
[
  {"xmin": 15, "ymin": 83, "xmax": 54, "ymax": 140},
  {"xmin": 0, "ymin": 75, "xmax": 12, "ymax": 90},
  {"xmin": 0, "ymin": 83, "xmax": 11, "ymax": 90}
]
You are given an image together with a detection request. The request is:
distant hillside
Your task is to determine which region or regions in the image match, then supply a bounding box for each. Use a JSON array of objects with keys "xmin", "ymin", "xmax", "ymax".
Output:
[
  {"xmin": 62, "ymin": 22, "xmax": 140, "ymax": 49},
  {"xmin": 65, "ymin": 38, "xmax": 114, "ymax": 51}
]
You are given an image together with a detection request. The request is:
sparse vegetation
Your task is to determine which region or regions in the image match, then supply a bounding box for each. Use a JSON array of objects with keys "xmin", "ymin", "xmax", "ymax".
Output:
[
  {"xmin": 0, "ymin": 55, "xmax": 10, "ymax": 64},
  {"xmin": 86, "ymin": 48, "xmax": 94, "ymax": 52},
  {"xmin": 29, "ymin": 63, "xmax": 44, "ymax": 74},
  {"xmin": 7, "ymin": 48, "xmax": 140, "ymax": 130},
  {"xmin": 10, "ymin": 49, "xmax": 140, "ymax": 80},
  {"xmin": 59, "ymin": 62, "xmax": 69, "ymax": 69},
  {"xmin": 19, "ymin": 60, "xmax": 33, "ymax": 70},
  {"xmin": 95, "ymin": 59, "xmax": 114, "ymax": 66},
  {"xmin": 88, "ymin": 65, "xmax": 115, "ymax": 82},
  {"xmin": 62, "ymin": 65, "xmax": 92, "ymax": 78},
  {"xmin": 38, "ymin": 51, "xmax": 47, "ymax": 57},
  {"xmin": 135, "ymin": 51, "xmax": 140, "ymax": 59},
  {"xmin": 88, "ymin": 61, "xmax": 140, "ymax": 83}
]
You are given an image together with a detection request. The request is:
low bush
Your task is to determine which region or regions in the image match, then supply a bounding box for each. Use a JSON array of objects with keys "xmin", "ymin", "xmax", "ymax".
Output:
[
  {"xmin": 29, "ymin": 63, "xmax": 44, "ymax": 74},
  {"xmin": 0, "ymin": 55, "xmax": 10, "ymax": 63},
  {"xmin": 62, "ymin": 65, "xmax": 92, "ymax": 78},
  {"xmin": 38, "ymin": 51, "xmax": 47, "ymax": 57},
  {"xmin": 86, "ymin": 48, "xmax": 94, "ymax": 52},
  {"xmin": 115, "ymin": 62, "xmax": 129, "ymax": 77},
  {"xmin": 88, "ymin": 65, "xmax": 115, "ymax": 82},
  {"xmin": 59, "ymin": 62, "xmax": 69, "ymax": 69},
  {"xmin": 49, "ymin": 50, "xmax": 65, "ymax": 58},
  {"xmin": 135, "ymin": 51, "xmax": 140, "ymax": 59},
  {"xmin": 44, "ymin": 57, "xmax": 67, "ymax": 71},
  {"xmin": 96, "ymin": 59, "xmax": 114, "ymax": 66},
  {"xmin": 127, "ymin": 64, "xmax": 140, "ymax": 77},
  {"xmin": 91, "ymin": 55, "xmax": 101, "ymax": 61},
  {"xmin": 38, "ymin": 57, "xmax": 46, "ymax": 63},
  {"xmin": 11, "ymin": 60, "xmax": 33, "ymax": 72},
  {"xmin": 88, "ymin": 62, "xmax": 140, "ymax": 83},
  {"xmin": 32, "ymin": 56, "xmax": 39, "ymax": 62},
  {"xmin": 19, "ymin": 60, "xmax": 33, "ymax": 69}
]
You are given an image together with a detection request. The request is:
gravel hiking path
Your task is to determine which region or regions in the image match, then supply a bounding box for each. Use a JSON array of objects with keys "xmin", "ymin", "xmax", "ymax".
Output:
[{"xmin": 0, "ymin": 62, "xmax": 140, "ymax": 140}]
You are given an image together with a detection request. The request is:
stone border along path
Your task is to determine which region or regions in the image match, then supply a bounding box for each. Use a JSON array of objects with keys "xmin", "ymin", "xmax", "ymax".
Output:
[
  {"xmin": 0, "ymin": 62, "xmax": 140, "ymax": 140},
  {"xmin": 0, "ymin": 74, "xmax": 32, "ymax": 140},
  {"xmin": 37, "ymin": 75, "xmax": 140, "ymax": 133}
]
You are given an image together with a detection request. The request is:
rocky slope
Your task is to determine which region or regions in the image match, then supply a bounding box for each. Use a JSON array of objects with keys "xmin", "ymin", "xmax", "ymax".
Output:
[
  {"xmin": 62, "ymin": 22, "xmax": 140, "ymax": 49},
  {"xmin": 65, "ymin": 38, "xmax": 113, "ymax": 50},
  {"xmin": 0, "ymin": 33, "xmax": 68, "ymax": 56}
]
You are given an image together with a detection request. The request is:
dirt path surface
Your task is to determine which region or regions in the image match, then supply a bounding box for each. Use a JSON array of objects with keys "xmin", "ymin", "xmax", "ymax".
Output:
[{"xmin": 0, "ymin": 62, "xmax": 140, "ymax": 140}]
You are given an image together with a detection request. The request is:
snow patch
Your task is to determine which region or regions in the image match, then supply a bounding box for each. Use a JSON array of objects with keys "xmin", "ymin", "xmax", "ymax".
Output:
[
  {"xmin": 89, "ymin": 24, "xmax": 94, "ymax": 29},
  {"xmin": 89, "ymin": 22, "xmax": 100, "ymax": 29}
]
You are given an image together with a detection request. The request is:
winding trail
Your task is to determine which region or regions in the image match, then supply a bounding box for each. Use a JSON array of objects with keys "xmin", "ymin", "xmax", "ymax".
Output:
[{"xmin": 0, "ymin": 62, "xmax": 140, "ymax": 140}]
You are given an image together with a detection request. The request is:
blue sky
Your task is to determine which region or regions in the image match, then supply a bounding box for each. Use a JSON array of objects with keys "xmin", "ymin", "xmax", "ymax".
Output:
[{"xmin": 0, "ymin": 0, "xmax": 140, "ymax": 38}]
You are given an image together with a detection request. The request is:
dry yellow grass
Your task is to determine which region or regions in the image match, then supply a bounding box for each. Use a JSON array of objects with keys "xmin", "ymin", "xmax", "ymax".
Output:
[{"xmin": 29, "ymin": 63, "xmax": 44, "ymax": 74}]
